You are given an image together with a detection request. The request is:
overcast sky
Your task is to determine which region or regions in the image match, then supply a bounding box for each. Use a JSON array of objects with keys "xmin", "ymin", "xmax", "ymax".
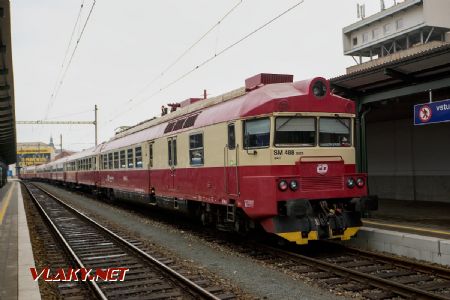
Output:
[{"xmin": 12, "ymin": 0, "xmax": 398, "ymax": 151}]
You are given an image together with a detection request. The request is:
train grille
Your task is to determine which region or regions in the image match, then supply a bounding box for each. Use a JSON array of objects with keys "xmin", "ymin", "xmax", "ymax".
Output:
[{"xmin": 301, "ymin": 176, "xmax": 343, "ymax": 191}]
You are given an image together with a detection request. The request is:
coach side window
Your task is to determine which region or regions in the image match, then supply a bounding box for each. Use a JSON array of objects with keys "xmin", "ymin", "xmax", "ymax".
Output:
[
  {"xmin": 120, "ymin": 150, "xmax": 126, "ymax": 168},
  {"xmin": 173, "ymin": 139, "xmax": 177, "ymax": 166},
  {"xmin": 108, "ymin": 153, "xmax": 113, "ymax": 169},
  {"xmin": 167, "ymin": 138, "xmax": 177, "ymax": 166},
  {"xmin": 189, "ymin": 133, "xmax": 204, "ymax": 165},
  {"xmin": 135, "ymin": 147, "xmax": 143, "ymax": 168},
  {"xmin": 149, "ymin": 143, "xmax": 153, "ymax": 168},
  {"xmin": 244, "ymin": 118, "xmax": 270, "ymax": 149},
  {"xmin": 168, "ymin": 140, "xmax": 172, "ymax": 166},
  {"xmin": 127, "ymin": 149, "xmax": 134, "ymax": 168},
  {"xmin": 102, "ymin": 155, "xmax": 108, "ymax": 170},
  {"xmin": 228, "ymin": 123, "xmax": 235, "ymax": 150},
  {"xmin": 113, "ymin": 152, "xmax": 119, "ymax": 169}
]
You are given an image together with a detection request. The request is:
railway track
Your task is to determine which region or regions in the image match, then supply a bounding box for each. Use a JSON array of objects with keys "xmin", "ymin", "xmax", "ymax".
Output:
[
  {"xmin": 24, "ymin": 182, "xmax": 235, "ymax": 300},
  {"xmin": 31, "ymin": 181, "xmax": 450, "ymax": 300},
  {"xmin": 250, "ymin": 243, "xmax": 450, "ymax": 300},
  {"xmin": 176, "ymin": 227, "xmax": 450, "ymax": 299}
]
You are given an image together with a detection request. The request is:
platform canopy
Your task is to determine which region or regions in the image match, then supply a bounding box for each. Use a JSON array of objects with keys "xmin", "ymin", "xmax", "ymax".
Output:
[
  {"xmin": 0, "ymin": 0, "xmax": 15, "ymax": 165},
  {"xmin": 330, "ymin": 43, "xmax": 450, "ymax": 105}
]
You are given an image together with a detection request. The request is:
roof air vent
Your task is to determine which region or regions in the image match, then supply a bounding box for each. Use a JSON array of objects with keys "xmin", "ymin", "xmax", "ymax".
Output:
[{"xmin": 245, "ymin": 73, "xmax": 293, "ymax": 91}]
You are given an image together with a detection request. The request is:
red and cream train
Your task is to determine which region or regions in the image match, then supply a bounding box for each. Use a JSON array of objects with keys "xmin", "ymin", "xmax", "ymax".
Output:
[{"xmin": 21, "ymin": 73, "xmax": 376, "ymax": 244}]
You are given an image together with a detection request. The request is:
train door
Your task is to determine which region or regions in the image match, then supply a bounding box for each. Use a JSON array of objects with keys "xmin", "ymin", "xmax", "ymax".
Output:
[
  {"xmin": 167, "ymin": 137, "xmax": 177, "ymax": 190},
  {"xmin": 225, "ymin": 123, "xmax": 239, "ymax": 196}
]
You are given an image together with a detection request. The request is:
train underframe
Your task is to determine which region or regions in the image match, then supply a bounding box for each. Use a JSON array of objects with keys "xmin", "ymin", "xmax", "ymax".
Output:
[
  {"xmin": 100, "ymin": 185, "xmax": 374, "ymax": 245},
  {"xmin": 31, "ymin": 178, "xmax": 376, "ymax": 245},
  {"xmin": 269, "ymin": 198, "xmax": 364, "ymax": 244}
]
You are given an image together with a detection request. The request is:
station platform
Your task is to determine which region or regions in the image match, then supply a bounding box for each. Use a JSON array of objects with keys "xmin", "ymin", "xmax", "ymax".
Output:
[
  {"xmin": 0, "ymin": 179, "xmax": 41, "ymax": 300},
  {"xmin": 345, "ymin": 199, "xmax": 450, "ymax": 267}
]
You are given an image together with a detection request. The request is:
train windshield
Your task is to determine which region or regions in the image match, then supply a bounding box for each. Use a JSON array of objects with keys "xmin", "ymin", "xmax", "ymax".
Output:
[
  {"xmin": 319, "ymin": 117, "xmax": 351, "ymax": 147},
  {"xmin": 274, "ymin": 117, "xmax": 316, "ymax": 147}
]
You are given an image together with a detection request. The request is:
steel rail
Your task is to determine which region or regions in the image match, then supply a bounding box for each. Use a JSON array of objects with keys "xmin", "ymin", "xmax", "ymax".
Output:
[
  {"xmin": 341, "ymin": 244, "xmax": 450, "ymax": 281},
  {"xmin": 28, "ymin": 183, "xmax": 221, "ymax": 300},
  {"xmin": 260, "ymin": 244, "xmax": 450, "ymax": 300},
  {"xmin": 24, "ymin": 183, "xmax": 107, "ymax": 300}
]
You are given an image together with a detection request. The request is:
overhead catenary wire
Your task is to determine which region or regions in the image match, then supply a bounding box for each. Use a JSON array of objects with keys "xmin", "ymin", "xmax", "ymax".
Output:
[
  {"xmin": 46, "ymin": 0, "xmax": 85, "ymax": 119},
  {"xmin": 45, "ymin": 108, "xmax": 94, "ymax": 121},
  {"xmin": 109, "ymin": 0, "xmax": 243, "ymax": 118},
  {"xmin": 44, "ymin": 0, "xmax": 97, "ymax": 120},
  {"xmin": 108, "ymin": 0, "xmax": 305, "ymax": 123}
]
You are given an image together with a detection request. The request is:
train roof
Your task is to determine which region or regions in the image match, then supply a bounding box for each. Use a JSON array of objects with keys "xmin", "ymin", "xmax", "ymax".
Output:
[
  {"xmin": 64, "ymin": 144, "xmax": 103, "ymax": 162},
  {"xmin": 34, "ymin": 74, "xmax": 355, "ymax": 165},
  {"xmin": 101, "ymin": 75, "xmax": 354, "ymax": 152}
]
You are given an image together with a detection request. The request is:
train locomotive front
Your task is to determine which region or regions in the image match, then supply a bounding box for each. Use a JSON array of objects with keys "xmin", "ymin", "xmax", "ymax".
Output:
[{"xmin": 229, "ymin": 75, "xmax": 373, "ymax": 244}]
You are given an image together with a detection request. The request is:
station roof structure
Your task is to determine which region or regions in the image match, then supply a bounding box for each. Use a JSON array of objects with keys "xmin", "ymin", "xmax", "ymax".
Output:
[
  {"xmin": 330, "ymin": 42, "xmax": 450, "ymax": 105},
  {"xmin": 0, "ymin": 0, "xmax": 16, "ymax": 165}
]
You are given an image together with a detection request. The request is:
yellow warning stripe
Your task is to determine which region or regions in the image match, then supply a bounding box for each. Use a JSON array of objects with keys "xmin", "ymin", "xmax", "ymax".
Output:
[
  {"xmin": 364, "ymin": 220, "xmax": 450, "ymax": 237},
  {"xmin": 0, "ymin": 183, "xmax": 15, "ymax": 225}
]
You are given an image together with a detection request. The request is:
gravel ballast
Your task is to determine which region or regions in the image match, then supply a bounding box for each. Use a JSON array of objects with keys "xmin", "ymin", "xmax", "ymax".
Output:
[{"xmin": 37, "ymin": 183, "xmax": 350, "ymax": 300}]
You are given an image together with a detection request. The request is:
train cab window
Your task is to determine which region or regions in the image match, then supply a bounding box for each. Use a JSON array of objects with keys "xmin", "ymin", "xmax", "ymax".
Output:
[
  {"xmin": 120, "ymin": 150, "xmax": 126, "ymax": 168},
  {"xmin": 228, "ymin": 124, "xmax": 235, "ymax": 150},
  {"xmin": 108, "ymin": 153, "xmax": 113, "ymax": 169},
  {"xmin": 113, "ymin": 152, "xmax": 119, "ymax": 169},
  {"xmin": 319, "ymin": 117, "xmax": 351, "ymax": 147},
  {"xmin": 135, "ymin": 147, "xmax": 143, "ymax": 168},
  {"xmin": 189, "ymin": 133, "xmax": 204, "ymax": 165},
  {"xmin": 243, "ymin": 118, "xmax": 270, "ymax": 149},
  {"xmin": 127, "ymin": 149, "xmax": 134, "ymax": 168},
  {"xmin": 275, "ymin": 117, "xmax": 316, "ymax": 147}
]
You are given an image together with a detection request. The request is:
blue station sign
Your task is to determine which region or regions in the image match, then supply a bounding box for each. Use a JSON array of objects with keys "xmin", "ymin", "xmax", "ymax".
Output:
[{"xmin": 414, "ymin": 99, "xmax": 450, "ymax": 125}]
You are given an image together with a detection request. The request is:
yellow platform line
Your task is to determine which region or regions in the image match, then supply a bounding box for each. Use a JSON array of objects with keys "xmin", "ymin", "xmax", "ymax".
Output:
[
  {"xmin": 364, "ymin": 219, "xmax": 450, "ymax": 237},
  {"xmin": 0, "ymin": 183, "xmax": 15, "ymax": 225}
]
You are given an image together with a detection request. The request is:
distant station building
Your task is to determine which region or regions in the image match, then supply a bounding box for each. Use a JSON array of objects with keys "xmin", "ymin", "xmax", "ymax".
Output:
[
  {"xmin": 331, "ymin": 0, "xmax": 450, "ymax": 203},
  {"xmin": 13, "ymin": 137, "xmax": 76, "ymax": 176},
  {"xmin": 16, "ymin": 141, "xmax": 56, "ymax": 168}
]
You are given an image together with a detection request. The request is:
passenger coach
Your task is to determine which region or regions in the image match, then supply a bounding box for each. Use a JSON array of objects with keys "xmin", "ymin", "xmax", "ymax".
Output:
[{"xmin": 21, "ymin": 73, "xmax": 377, "ymax": 244}]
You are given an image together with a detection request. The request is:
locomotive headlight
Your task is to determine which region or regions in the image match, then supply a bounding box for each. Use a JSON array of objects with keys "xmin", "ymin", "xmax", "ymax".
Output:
[
  {"xmin": 312, "ymin": 80, "xmax": 327, "ymax": 98},
  {"xmin": 278, "ymin": 180, "xmax": 288, "ymax": 191},
  {"xmin": 289, "ymin": 180, "xmax": 299, "ymax": 191},
  {"xmin": 347, "ymin": 177, "xmax": 355, "ymax": 189},
  {"xmin": 356, "ymin": 177, "xmax": 365, "ymax": 188}
]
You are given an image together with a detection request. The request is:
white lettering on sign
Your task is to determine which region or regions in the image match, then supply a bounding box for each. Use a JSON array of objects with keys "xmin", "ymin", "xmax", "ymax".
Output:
[
  {"xmin": 436, "ymin": 104, "xmax": 450, "ymax": 111},
  {"xmin": 244, "ymin": 200, "xmax": 254, "ymax": 208}
]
